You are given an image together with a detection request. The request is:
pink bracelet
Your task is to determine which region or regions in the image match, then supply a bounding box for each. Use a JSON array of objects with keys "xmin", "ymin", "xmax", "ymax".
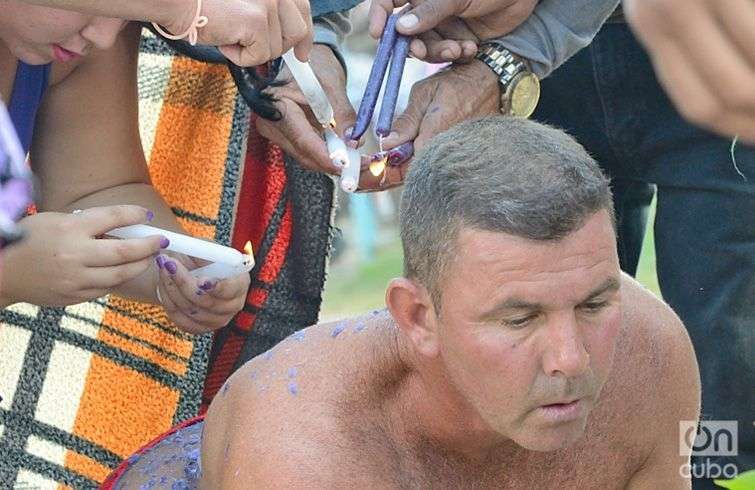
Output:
[{"xmin": 151, "ymin": 0, "xmax": 209, "ymax": 46}]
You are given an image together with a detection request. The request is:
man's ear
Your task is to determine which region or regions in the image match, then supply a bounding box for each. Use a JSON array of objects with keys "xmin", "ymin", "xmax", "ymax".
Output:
[{"xmin": 386, "ymin": 277, "xmax": 440, "ymax": 357}]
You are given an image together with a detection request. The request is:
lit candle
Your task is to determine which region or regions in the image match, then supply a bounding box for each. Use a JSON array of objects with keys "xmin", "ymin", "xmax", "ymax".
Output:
[
  {"xmin": 106, "ymin": 225, "xmax": 255, "ymax": 280},
  {"xmin": 282, "ymin": 50, "xmax": 334, "ymax": 128},
  {"xmin": 340, "ymin": 148, "xmax": 362, "ymax": 193},
  {"xmin": 324, "ymin": 128, "xmax": 349, "ymax": 167}
]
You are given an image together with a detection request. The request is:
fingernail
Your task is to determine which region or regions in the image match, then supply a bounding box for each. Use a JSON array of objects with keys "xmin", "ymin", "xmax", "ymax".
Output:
[
  {"xmin": 442, "ymin": 49, "xmax": 453, "ymax": 60},
  {"xmin": 200, "ymin": 280, "xmax": 215, "ymax": 291},
  {"xmin": 398, "ymin": 13, "xmax": 418, "ymax": 29},
  {"xmin": 196, "ymin": 289, "xmax": 205, "ymax": 296},
  {"xmin": 164, "ymin": 260, "xmax": 177, "ymax": 275},
  {"xmin": 146, "ymin": 210, "xmax": 154, "ymax": 222},
  {"xmin": 159, "ymin": 237, "xmax": 170, "ymax": 249},
  {"xmin": 155, "ymin": 255, "xmax": 164, "ymax": 269}
]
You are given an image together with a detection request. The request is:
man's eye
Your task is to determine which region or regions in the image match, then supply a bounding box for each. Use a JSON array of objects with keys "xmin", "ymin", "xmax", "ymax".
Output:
[
  {"xmin": 580, "ymin": 301, "xmax": 609, "ymax": 313},
  {"xmin": 504, "ymin": 315, "xmax": 536, "ymax": 329}
]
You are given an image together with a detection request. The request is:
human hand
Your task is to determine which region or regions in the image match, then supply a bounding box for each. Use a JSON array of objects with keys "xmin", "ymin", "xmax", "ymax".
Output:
[
  {"xmin": 255, "ymin": 44, "xmax": 356, "ymax": 175},
  {"xmin": 0, "ymin": 205, "xmax": 166, "ymax": 307},
  {"xmin": 368, "ymin": 0, "xmax": 537, "ymax": 46},
  {"xmin": 161, "ymin": 0, "xmax": 313, "ymax": 66},
  {"xmin": 381, "ymin": 60, "xmax": 500, "ymax": 152},
  {"xmin": 155, "ymin": 254, "xmax": 249, "ymax": 335},
  {"xmin": 624, "ymin": 0, "xmax": 755, "ymax": 142}
]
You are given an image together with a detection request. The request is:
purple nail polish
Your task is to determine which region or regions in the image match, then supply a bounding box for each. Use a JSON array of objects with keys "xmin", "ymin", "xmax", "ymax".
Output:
[
  {"xmin": 164, "ymin": 260, "xmax": 177, "ymax": 275},
  {"xmin": 146, "ymin": 210, "xmax": 154, "ymax": 222},
  {"xmin": 159, "ymin": 237, "xmax": 170, "ymax": 249},
  {"xmin": 195, "ymin": 289, "xmax": 205, "ymax": 296},
  {"xmin": 155, "ymin": 255, "xmax": 165, "ymax": 269},
  {"xmin": 200, "ymin": 280, "xmax": 215, "ymax": 291}
]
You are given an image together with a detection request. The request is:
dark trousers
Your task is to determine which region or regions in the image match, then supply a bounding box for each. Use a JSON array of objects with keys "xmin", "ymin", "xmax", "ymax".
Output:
[{"xmin": 534, "ymin": 23, "xmax": 754, "ymax": 488}]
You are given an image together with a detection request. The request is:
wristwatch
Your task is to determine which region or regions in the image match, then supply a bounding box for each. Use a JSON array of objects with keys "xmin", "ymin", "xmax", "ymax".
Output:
[{"xmin": 475, "ymin": 42, "xmax": 540, "ymax": 118}]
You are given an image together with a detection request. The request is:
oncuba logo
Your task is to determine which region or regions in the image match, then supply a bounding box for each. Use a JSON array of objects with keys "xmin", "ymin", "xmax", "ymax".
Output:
[{"xmin": 679, "ymin": 421, "xmax": 738, "ymax": 457}]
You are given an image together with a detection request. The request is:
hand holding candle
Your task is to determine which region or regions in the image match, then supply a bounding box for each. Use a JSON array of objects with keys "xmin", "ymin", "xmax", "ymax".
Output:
[{"xmin": 154, "ymin": 251, "xmax": 250, "ymax": 335}]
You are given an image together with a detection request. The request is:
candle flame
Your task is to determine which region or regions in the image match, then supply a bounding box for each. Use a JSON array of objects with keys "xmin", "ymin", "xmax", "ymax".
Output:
[
  {"xmin": 243, "ymin": 241, "xmax": 253, "ymax": 256},
  {"xmin": 369, "ymin": 157, "xmax": 387, "ymax": 177}
]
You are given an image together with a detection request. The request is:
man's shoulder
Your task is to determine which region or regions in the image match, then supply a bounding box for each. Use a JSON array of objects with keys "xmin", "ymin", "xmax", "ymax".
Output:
[
  {"xmin": 596, "ymin": 275, "xmax": 700, "ymax": 452},
  {"xmin": 200, "ymin": 314, "xmax": 400, "ymax": 487},
  {"xmin": 617, "ymin": 274, "xmax": 696, "ymax": 375}
]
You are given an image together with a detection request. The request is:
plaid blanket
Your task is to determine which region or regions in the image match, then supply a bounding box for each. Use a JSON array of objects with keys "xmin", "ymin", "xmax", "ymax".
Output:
[{"xmin": 0, "ymin": 31, "xmax": 334, "ymax": 489}]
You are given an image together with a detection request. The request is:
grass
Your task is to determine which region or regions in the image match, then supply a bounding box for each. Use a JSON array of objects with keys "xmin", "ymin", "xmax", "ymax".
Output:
[{"xmin": 321, "ymin": 201, "xmax": 662, "ymax": 320}]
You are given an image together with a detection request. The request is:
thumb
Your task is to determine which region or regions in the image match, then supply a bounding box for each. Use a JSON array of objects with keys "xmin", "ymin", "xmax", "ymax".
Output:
[{"xmin": 396, "ymin": 0, "xmax": 460, "ymax": 35}]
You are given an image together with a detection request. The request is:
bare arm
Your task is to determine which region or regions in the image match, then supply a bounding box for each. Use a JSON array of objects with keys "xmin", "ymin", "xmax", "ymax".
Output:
[{"xmin": 31, "ymin": 24, "xmax": 180, "ymax": 304}]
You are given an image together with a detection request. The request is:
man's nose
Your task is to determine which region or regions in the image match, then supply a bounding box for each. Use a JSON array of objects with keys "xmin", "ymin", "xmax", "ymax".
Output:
[
  {"xmin": 541, "ymin": 314, "xmax": 590, "ymax": 378},
  {"xmin": 81, "ymin": 17, "xmax": 126, "ymax": 51}
]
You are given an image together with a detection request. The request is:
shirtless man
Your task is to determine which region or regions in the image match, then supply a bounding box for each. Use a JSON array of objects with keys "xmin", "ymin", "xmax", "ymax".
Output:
[{"xmin": 200, "ymin": 116, "xmax": 701, "ymax": 488}]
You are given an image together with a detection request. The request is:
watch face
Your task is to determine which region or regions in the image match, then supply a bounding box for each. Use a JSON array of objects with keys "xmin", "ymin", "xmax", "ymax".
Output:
[{"xmin": 510, "ymin": 73, "xmax": 540, "ymax": 118}]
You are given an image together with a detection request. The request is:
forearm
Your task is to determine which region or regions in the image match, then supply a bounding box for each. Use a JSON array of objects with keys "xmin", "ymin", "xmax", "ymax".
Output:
[
  {"xmin": 492, "ymin": 0, "xmax": 620, "ymax": 78},
  {"xmin": 63, "ymin": 182, "xmax": 185, "ymax": 304},
  {"xmin": 17, "ymin": 0, "xmax": 183, "ymax": 26}
]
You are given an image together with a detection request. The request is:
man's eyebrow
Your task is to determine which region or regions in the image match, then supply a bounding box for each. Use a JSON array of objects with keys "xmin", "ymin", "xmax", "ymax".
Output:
[{"xmin": 478, "ymin": 277, "xmax": 621, "ymax": 321}]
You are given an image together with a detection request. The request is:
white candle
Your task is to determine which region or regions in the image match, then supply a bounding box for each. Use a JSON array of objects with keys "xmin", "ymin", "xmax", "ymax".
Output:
[
  {"xmin": 324, "ymin": 128, "xmax": 349, "ymax": 168},
  {"xmin": 340, "ymin": 148, "xmax": 362, "ymax": 193},
  {"xmin": 106, "ymin": 224, "xmax": 255, "ymax": 280},
  {"xmin": 282, "ymin": 50, "xmax": 334, "ymax": 127}
]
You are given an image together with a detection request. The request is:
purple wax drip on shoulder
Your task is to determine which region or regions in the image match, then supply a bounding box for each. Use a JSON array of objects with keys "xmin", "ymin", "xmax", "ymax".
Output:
[
  {"xmin": 288, "ymin": 381, "xmax": 299, "ymax": 396},
  {"xmin": 331, "ymin": 322, "xmax": 347, "ymax": 338},
  {"xmin": 376, "ymin": 34, "xmax": 411, "ymax": 137},
  {"xmin": 288, "ymin": 367, "xmax": 298, "ymax": 378},
  {"xmin": 354, "ymin": 321, "xmax": 367, "ymax": 332},
  {"xmin": 352, "ymin": 14, "xmax": 401, "ymax": 140}
]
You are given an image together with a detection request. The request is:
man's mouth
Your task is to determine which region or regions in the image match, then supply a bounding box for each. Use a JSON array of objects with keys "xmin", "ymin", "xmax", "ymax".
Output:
[
  {"xmin": 536, "ymin": 398, "xmax": 585, "ymax": 422},
  {"xmin": 52, "ymin": 44, "xmax": 82, "ymax": 62}
]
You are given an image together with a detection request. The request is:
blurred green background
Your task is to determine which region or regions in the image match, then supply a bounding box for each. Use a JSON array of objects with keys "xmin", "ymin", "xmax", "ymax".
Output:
[{"xmin": 320, "ymin": 197, "xmax": 660, "ymax": 321}]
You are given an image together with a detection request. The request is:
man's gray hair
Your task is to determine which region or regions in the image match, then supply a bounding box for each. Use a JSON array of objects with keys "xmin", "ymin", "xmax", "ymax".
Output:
[{"xmin": 400, "ymin": 116, "xmax": 614, "ymax": 306}]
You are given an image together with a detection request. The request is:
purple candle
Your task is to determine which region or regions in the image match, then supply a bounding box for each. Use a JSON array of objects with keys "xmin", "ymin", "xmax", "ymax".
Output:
[
  {"xmin": 375, "ymin": 34, "xmax": 410, "ymax": 138},
  {"xmin": 351, "ymin": 13, "xmax": 401, "ymax": 141}
]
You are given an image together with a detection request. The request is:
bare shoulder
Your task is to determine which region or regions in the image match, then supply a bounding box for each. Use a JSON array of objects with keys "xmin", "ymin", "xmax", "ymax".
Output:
[
  {"xmin": 618, "ymin": 273, "xmax": 699, "ymax": 384},
  {"xmin": 200, "ymin": 313, "xmax": 397, "ymax": 488},
  {"xmin": 600, "ymin": 276, "xmax": 700, "ymax": 470}
]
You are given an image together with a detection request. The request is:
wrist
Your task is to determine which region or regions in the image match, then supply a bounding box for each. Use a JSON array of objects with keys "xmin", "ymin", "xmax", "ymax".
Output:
[{"xmin": 154, "ymin": 0, "xmax": 202, "ymax": 40}]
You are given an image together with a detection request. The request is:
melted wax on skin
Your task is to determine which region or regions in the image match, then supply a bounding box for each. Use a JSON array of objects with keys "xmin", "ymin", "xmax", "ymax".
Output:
[
  {"xmin": 288, "ymin": 381, "xmax": 299, "ymax": 396},
  {"xmin": 331, "ymin": 322, "xmax": 347, "ymax": 338}
]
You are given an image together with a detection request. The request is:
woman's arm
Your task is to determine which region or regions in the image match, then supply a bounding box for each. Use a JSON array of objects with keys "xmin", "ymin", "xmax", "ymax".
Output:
[{"xmin": 31, "ymin": 24, "xmax": 182, "ymax": 302}]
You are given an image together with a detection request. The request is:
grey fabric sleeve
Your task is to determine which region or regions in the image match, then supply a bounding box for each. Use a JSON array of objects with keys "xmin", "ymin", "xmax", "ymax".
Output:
[
  {"xmin": 313, "ymin": 11, "xmax": 352, "ymax": 73},
  {"xmin": 492, "ymin": 0, "xmax": 621, "ymax": 79}
]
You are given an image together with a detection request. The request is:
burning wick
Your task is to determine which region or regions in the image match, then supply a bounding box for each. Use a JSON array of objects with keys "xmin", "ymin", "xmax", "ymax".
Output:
[{"xmin": 106, "ymin": 225, "xmax": 255, "ymax": 280}]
